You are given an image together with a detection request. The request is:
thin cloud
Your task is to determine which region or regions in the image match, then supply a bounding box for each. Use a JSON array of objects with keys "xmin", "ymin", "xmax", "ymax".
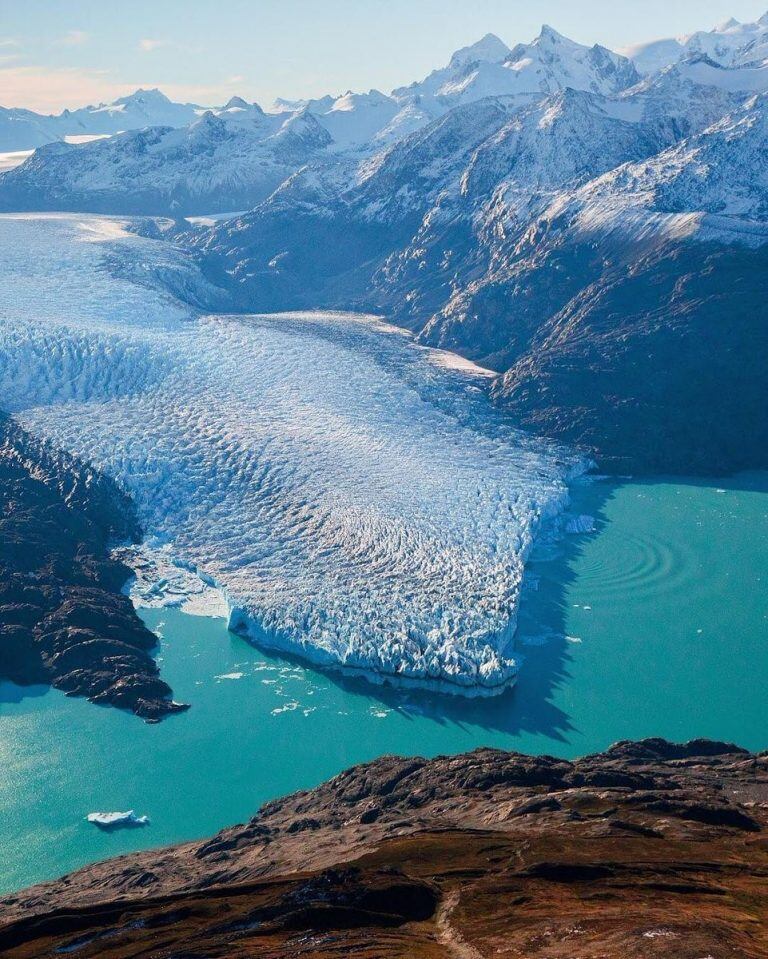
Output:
[
  {"xmin": 58, "ymin": 30, "xmax": 90, "ymax": 47},
  {"xmin": 0, "ymin": 65, "xmax": 136, "ymax": 112},
  {"xmin": 0, "ymin": 64, "xmax": 252, "ymax": 112},
  {"xmin": 138, "ymin": 38, "xmax": 168, "ymax": 53}
]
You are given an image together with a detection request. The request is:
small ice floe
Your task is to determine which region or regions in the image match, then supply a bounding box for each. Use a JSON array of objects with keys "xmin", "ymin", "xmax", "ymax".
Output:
[
  {"xmin": 86, "ymin": 810, "xmax": 149, "ymax": 830},
  {"xmin": 215, "ymin": 672, "xmax": 244, "ymax": 681},
  {"xmin": 565, "ymin": 635, "xmax": 583, "ymax": 644},
  {"xmin": 565, "ymin": 514, "xmax": 596, "ymax": 534},
  {"xmin": 271, "ymin": 701, "xmax": 300, "ymax": 716}
]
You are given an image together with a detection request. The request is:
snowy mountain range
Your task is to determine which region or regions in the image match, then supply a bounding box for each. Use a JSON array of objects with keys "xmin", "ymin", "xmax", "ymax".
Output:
[
  {"xmin": 0, "ymin": 11, "xmax": 766, "ymax": 472},
  {"xmin": 0, "ymin": 88, "xmax": 205, "ymax": 152},
  {"xmin": 620, "ymin": 12, "xmax": 768, "ymax": 73},
  {"xmin": 0, "ymin": 109, "xmax": 331, "ymax": 214}
]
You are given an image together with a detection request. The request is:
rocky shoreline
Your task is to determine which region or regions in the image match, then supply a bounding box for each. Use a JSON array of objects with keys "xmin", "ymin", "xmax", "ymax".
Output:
[
  {"xmin": 1, "ymin": 738, "xmax": 766, "ymax": 957},
  {"xmin": 0, "ymin": 414, "xmax": 187, "ymax": 721}
]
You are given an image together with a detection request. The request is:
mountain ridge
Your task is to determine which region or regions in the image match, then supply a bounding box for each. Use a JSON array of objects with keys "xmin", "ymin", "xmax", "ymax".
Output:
[{"xmin": 1, "ymin": 13, "xmax": 766, "ymax": 473}]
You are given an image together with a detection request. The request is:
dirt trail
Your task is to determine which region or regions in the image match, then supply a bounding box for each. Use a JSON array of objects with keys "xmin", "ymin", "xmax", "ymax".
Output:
[{"xmin": 436, "ymin": 888, "xmax": 485, "ymax": 959}]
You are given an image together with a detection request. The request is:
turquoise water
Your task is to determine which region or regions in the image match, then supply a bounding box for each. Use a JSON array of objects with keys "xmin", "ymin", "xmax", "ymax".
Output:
[{"xmin": 1, "ymin": 474, "xmax": 766, "ymax": 894}]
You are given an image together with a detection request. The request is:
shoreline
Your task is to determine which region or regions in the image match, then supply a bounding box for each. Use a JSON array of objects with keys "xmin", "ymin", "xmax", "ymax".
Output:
[{"xmin": 2, "ymin": 738, "xmax": 765, "ymax": 955}]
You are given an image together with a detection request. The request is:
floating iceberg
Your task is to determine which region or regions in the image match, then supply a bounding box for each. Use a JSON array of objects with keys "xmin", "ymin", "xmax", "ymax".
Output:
[
  {"xmin": 86, "ymin": 810, "xmax": 150, "ymax": 830},
  {"xmin": 0, "ymin": 214, "xmax": 584, "ymax": 696}
]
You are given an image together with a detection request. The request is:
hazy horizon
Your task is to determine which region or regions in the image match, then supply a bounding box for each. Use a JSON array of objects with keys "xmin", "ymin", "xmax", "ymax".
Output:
[{"xmin": 1, "ymin": 0, "xmax": 768, "ymax": 113}]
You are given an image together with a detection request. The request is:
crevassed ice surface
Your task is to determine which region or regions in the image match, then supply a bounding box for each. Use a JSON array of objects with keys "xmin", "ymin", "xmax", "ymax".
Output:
[{"xmin": 0, "ymin": 214, "xmax": 580, "ymax": 693}]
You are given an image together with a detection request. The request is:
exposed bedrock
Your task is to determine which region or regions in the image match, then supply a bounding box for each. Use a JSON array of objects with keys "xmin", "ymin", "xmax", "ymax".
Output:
[
  {"xmin": 0, "ymin": 414, "xmax": 187, "ymax": 720},
  {"xmin": 1, "ymin": 738, "xmax": 766, "ymax": 957}
]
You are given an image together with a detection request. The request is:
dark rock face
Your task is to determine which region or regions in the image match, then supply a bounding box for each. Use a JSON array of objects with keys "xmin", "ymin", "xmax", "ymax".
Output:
[
  {"xmin": 1, "ymin": 740, "xmax": 766, "ymax": 957},
  {"xmin": 0, "ymin": 414, "xmax": 187, "ymax": 720},
  {"xmin": 488, "ymin": 236, "xmax": 768, "ymax": 475}
]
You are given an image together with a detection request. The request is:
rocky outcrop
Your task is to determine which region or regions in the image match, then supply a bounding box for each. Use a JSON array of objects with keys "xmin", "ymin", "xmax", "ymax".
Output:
[
  {"xmin": 1, "ymin": 739, "xmax": 766, "ymax": 956},
  {"xmin": 479, "ymin": 231, "xmax": 768, "ymax": 474},
  {"xmin": 0, "ymin": 414, "xmax": 187, "ymax": 720}
]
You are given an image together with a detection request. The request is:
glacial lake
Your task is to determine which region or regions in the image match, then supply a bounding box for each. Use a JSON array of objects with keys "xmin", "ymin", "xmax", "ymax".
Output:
[{"xmin": 1, "ymin": 472, "xmax": 767, "ymax": 894}]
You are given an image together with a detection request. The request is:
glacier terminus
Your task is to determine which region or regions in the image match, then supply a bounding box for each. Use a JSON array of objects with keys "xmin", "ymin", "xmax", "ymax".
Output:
[{"xmin": 0, "ymin": 214, "xmax": 583, "ymax": 695}]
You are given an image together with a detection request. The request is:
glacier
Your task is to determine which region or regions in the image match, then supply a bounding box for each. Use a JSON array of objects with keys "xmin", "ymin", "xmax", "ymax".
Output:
[{"xmin": 0, "ymin": 214, "xmax": 583, "ymax": 695}]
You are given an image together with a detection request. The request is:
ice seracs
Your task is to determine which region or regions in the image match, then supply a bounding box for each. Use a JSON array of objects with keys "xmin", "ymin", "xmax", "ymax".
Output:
[
  {"xmin": 0, "ymin": 214, "xmax": 582, "ymax": 696},
  {"xmin": 566, "ymin": 515, "xmax": 596, "ymax": 534}
]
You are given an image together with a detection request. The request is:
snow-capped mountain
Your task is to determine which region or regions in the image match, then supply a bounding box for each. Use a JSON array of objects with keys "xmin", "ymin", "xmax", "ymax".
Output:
[
  {"xmin": 0, "ymin": 106, "xmax": 62, "ymax": 151},
  {"xmin": 0, "ymin": 109, "xmax": 330, "ymax": 215},
  {"xmin": 191, "ymin": 38, "xmax": 767, "ymax": 321},
  {"xmin": 181, "ymin": 21, "xmax": 768, "ymax": 473},
  {"xmin": 0, "ymin": 89, "xmax": 206, "ymax": 153},
  {"xmin": 621, "ymin": 11, "xmax": 768, "ymax": 73},
  {"xmin": 543, "ymin": 92, "xmax": 768, "ymax": 244},
  {"xmin": 395, "ymin": 26, "xmax": 639, "ymax": 110},
  {"xmin": 301, "ymin": 89, "xmax": 431, "ymax": 151},
  {"xmin": 1, "ymin": 14, "xmax": 767, "ymax": 474},
  {"xmin": 392, "ymin": 33, "xmax": 511, "ymax": 102}
]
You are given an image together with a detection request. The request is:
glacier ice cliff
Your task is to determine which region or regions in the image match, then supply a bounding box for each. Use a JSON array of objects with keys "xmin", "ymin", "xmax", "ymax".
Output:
[{"xmin": 0, "ymin": 214, "xmax": 582, "ymax": 694}]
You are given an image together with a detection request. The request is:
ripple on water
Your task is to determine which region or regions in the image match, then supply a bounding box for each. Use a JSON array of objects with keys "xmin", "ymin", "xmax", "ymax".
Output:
[{"xmin": 573, "ymin": 525, "xmax": 697, "ymax": 602}]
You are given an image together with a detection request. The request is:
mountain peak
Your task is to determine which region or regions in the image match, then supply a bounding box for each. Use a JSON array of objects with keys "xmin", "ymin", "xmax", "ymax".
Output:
[
  {"xmin": 223, "ymin": 96, "xmax": 250, "ymax": 110},
  {"xmin": 116, "ymin": 88, "xmax": 172, "ymax": 107},
  {"xmin": 448, "ymin": 33, "xmax": 510, "ymax": 69},
  {"xmin": 537, "ymin": 24, "xmax": 572, "ymax": 44}
]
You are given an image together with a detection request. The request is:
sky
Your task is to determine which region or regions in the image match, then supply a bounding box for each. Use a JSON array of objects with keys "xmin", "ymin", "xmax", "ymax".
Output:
[{"xmin": 2, "ymin": 0, "xmax": 768, "ymax": 112}]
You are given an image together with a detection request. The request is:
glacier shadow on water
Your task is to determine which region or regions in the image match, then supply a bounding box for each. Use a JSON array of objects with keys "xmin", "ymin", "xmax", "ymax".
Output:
[{"xmin": 234, "ymin": 481, "xmax": 615, "ymax": 743}]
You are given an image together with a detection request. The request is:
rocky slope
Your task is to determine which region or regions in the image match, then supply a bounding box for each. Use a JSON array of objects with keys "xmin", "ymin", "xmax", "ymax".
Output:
[
  {"xmin": 1, "ymin": 738, "xmax": 766, "ymax": 957},
  {"xmin": 0, "ymin": 414, "xmax": 186, "ymax": 720}
]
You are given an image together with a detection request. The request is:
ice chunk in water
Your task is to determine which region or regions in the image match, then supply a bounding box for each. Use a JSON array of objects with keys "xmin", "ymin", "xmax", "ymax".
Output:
[{"xmin": 87, "ymin": 811, "xmax": 150, "ymax": 829}]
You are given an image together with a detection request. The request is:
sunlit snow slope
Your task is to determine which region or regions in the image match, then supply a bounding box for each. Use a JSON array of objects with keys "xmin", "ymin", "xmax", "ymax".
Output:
[{"xmin": 0, "ymin": 214, "xmax": 580, "ymax": 694}]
